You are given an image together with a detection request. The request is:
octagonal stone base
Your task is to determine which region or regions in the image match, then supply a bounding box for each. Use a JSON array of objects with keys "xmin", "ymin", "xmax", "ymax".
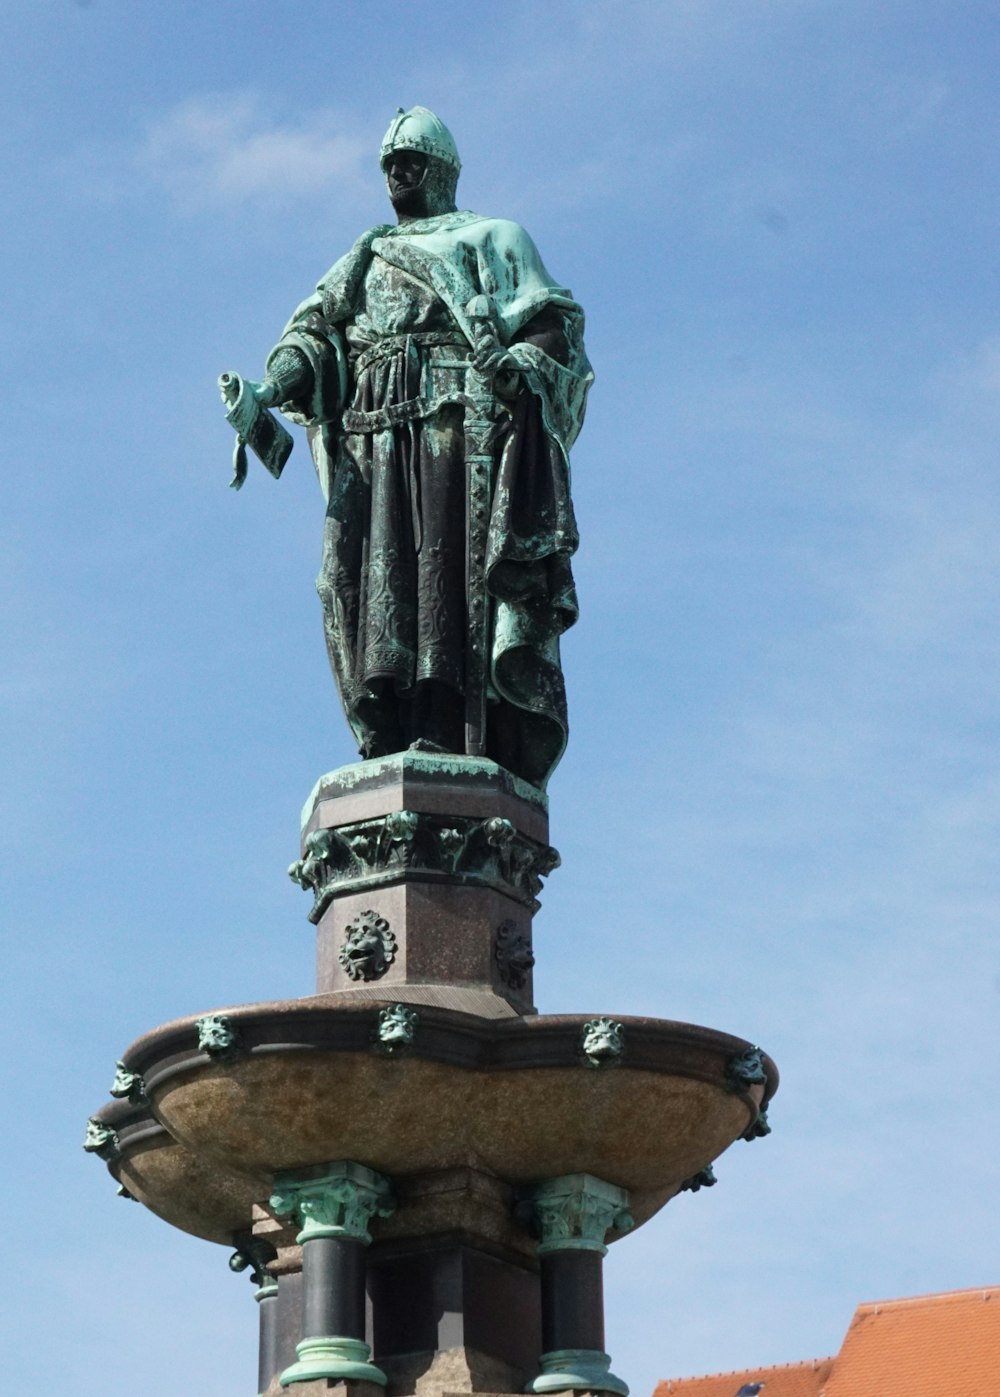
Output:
[{"xmin": 295, "ymin": 755, "xmax": 556, "ymax": 1016}]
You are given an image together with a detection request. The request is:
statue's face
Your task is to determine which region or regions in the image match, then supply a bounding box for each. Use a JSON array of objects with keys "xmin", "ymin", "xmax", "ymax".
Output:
[
  {"xmin": 386, "ymin": 150, "xmax": 429, "ymax": 216},
  {"xmin": 384, "ymin": 150, "xmax": 457, "ymax": 221}
]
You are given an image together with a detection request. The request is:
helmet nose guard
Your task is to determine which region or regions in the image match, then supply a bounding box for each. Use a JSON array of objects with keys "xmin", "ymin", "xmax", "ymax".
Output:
[{"xmin": 380, "ymin": 106, "xmax": 461, "ymax": 174}]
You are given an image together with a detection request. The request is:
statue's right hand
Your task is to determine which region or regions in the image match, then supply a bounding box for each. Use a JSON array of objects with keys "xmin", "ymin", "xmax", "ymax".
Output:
[{"xmin": 246, "ymin": 378, "xmax": 281, "ymax": 408}]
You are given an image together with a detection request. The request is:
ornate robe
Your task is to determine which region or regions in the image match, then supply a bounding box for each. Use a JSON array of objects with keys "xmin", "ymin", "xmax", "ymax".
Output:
[{"xmin": 270, "ymin": 211, "xmax": 593, "ymax": 788}]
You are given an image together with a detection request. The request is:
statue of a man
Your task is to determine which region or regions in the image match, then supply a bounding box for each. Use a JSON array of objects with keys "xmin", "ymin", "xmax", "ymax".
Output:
[{"xmin": 229, "ymin": 107, "xmax": 592, "ymax": 788}]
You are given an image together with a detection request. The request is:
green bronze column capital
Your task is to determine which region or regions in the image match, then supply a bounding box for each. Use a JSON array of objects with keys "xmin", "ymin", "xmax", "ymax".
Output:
[
  {"xmin": 523, "ymin": 1173, "xmax": 633, "ymax": 1258},
  {"xmin": 269, "ymin": 1160, "xmax": 394, "ymax": 1245}
]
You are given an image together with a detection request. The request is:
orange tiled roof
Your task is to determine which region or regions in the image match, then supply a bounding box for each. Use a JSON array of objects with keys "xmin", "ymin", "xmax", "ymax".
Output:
[
  {"xmin": 655, "ymin": 1284, "xmax": 1000, "ymax": 1397},
  {"xmin": 654, "ymin": 1357, "xmax": 833, "ymax": 1397},
  {"xmin": 822, "ymin": 1285, "xmax": 1000, "ymax": 1397}
]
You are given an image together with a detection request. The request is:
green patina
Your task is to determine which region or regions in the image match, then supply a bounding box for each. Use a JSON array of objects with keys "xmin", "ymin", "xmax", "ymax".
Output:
[
  {"xmin": 530, "ymin": 1348, "xmax": 629, "ymax": 1397},
  {"xmin": 109, "ymin": 1060, "xmax": 146, "ymax": 1105},
  {"xmin": 581, "ymin": 1017, "xmax": 625, "ymax": 1067},
  {"xmin": 82, "ymin": 1117, "xmax": 120, "ymax": 1162},
  {"xmin": 726, "ymin": 1045, "xmax": 767, "ymax": 1092},
  {"xmin": 195, "ymin": 1013, "xmax": 241, "ymax": 1057},
  {"xmin": 229, "ymin": 1236, "xmax": 278, "ymax": 1290},
  {"xmin": 679, "ymin": 1164, "xmax": 717, "ymax": 1194},
  {"xmin": 279, "ymin": 1335, "xmax": 387, "ymax": 1389},
  {"xmin": 269, "ymin": 1161, "xmax": 394, "ymax": 1245},
  {"xmin": 744, "ymin": 1104, "xmax": 771, "ymax": 1140},
  {"xmin": 289, "ymin": 808, "xmax": 558, "ymax": 923},
  {"xmin": 377, "ymin": 1003, "xmax": 418, "ymax": 1051},
  {"xmin": 225, "ymin": 107, "xmax": 591, "ymax": 790},
  {"xmin": 300, "ymin": 750, "xmax": 548, "ymax": 832},
  {"xmin": 270, "ymin": 1164, "xmax": 394, "ymax": 1386},
  {"xmin": 521, "ymin": 1173, "xmax": 633, "ymax": 1258}
]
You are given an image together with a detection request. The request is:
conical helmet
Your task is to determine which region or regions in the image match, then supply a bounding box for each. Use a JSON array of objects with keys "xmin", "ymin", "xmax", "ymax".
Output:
[{"xmin": 380, "ymin": 106, "xmax": 461, "ymax": 174}]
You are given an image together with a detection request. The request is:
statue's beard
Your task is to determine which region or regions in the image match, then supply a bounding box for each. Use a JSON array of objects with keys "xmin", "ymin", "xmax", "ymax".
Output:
[
  {"xmin": 389, "ymin": 184, "xmax": 431, "ymax": 218},
  {"xmin": 388, "ymin": 161, "xmax": 458, "ymax": 221}
]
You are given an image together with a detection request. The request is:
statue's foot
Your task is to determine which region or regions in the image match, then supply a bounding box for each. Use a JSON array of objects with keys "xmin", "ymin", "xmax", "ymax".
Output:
[{"xmin": 409, "ymin": 738, "xmax": 449, "ymax": 754}]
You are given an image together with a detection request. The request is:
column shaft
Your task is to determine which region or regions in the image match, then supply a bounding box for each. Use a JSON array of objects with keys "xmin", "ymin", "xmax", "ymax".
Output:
[
  {"xmin": 257, "ymin": 1288, "xmax": 280, "ymax": 1395},
  {"xmin": 540, "ymin": 1250, "xmax": 605, "ymax": 1354},
  {"xmin": 302, "ymin": 1236, "xmax": 366, "ymax": 1341}
]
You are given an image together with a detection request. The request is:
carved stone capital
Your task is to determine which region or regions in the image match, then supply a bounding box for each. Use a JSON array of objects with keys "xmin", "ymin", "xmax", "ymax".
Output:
[
  {"xmin": 521, "ymin": 1174, "xmax": 633, "ymax": 1257},
  {"xmin": 269, "ymin": 1162, "xmax": 395, "ymax": 1245}
]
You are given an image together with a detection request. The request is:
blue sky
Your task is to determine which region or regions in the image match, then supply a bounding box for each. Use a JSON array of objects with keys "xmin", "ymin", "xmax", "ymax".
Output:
[{"xmin": 3, "ymin": 2, "xmax": 1000, "ymax": 1393}]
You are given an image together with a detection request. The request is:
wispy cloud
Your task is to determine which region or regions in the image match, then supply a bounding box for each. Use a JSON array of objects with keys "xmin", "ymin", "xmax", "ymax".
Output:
[
  {"xmin": 135, "ymin": 94, "xmax": 371, "ymax": 212},
  {"xmin": 58, "ymin": 93, "xmax": 375, "ymax": 215}
]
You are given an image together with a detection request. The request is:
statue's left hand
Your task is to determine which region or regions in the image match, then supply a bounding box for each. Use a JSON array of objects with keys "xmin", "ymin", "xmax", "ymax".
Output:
[{"xmin": 471, "ymin": 326, "xmax": 519, "ymax": 395}]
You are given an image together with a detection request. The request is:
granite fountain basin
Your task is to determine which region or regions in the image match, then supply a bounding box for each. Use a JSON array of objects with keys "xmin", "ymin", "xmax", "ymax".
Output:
[
  {"xmin": 89, "ymin": 1098, "xmax": 268, "ymax": 1245},
  {"xmin": 119, "ymin": 999, "xmax": 776, "ymax": 1234}
]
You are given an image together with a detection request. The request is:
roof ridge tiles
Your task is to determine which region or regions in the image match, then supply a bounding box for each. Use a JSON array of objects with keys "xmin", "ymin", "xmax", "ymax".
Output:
[
  {"xmin": 853, "ymin": 1282, "xmax": 1000, "ymax": 1313},
  {"xmin": 657, "ymin": 1356, "xmax": 835, "ymax": 1387}
]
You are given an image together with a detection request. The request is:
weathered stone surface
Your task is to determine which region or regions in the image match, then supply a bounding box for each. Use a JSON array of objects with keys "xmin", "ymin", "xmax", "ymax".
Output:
[
  {"xmin": 380, "ymin": 1345, "xmax": 527, "ymax": 1397},
  {"xmin": 124, "ymin": 1003, "xmax": 773, "ymax": 1234},
  {"xmin": 302, "ymin": 755, "xmax": 548, "ymax": 845},
  {"xmin": 377, "ymin": 1168, "xmax": 532, "ymax": 1260},
  {"xmin": 98, "ymin": 1102, "xmax": 266, "ymax": 1245},
  {"xmin": 317, "ymin": 883, "xmax": 534, "ymax": 1014},
  {"xmin": 261, "ymin": 1381, "xmax": 384, "ymax": 1397},
  {"xmin": 298, "ymin": 754, "xmax": 553, "ymax": 1014}
]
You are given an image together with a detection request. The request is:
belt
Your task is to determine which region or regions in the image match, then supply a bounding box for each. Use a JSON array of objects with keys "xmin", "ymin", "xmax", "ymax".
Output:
[
  {"xmin": 343, "ymin": 391, "xmax": 482, "ymax": 434},
  {"xmin": 353, "ymin": 331, "xmax": 468, "ymax": 376}
]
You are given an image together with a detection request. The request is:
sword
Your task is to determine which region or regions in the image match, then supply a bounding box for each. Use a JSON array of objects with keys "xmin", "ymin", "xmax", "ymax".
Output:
[{"xmin": 463, "ymin": 296, "xmax": 497, "ymax": 758}]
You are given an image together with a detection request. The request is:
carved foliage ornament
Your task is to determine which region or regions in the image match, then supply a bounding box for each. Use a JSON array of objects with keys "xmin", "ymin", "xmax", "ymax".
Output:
[
  {"xmin": 290, "ymin": 812, "xmax": 559, "ymax": 922},
  {"xmin": 521, "ymin": 1175, "xmax": 634, "ymax": 1257},
  {"xmin": 270, "ymin": 1165, "xmax": 395, "ymax": 1245},
  {"xmin": 340, "ymin": 910, "xmax": 397, "ymax": 982}
]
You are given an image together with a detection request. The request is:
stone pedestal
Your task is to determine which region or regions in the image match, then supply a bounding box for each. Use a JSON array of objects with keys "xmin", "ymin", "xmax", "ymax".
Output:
[
  {"xmin": 292, "ymin": 755, "xmax": 558, "ymax": 1018},
  {"xmin": 88, "ymin": 750, "xmax": 780, "ymax": 1397}
]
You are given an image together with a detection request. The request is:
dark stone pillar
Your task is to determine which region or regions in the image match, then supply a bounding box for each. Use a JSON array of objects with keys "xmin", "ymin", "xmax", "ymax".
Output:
[
  {"xmin": 256, "ymin": 1278, "xmax": 280, "ymax": 1396},
  {"xmin": 540, "ymin": 1249, "xmax": 605, "ymax": 1355},
  {"xmin": 367, "ymin": 1240, "xmax": 541, "ymax": 1380},
  {"xmin": 522, "ymin": 1173, "xmax": 633, "ymax": 1396},
  {"xmin": 269, "ymin": 1162, "xmax": 394, "ymax": 1388}
]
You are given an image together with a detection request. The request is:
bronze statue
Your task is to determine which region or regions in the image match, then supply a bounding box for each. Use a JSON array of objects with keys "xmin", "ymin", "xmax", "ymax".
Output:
[{"xmin": 221, "ymin": 107, "xmax": 592, "ymax": 788}]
